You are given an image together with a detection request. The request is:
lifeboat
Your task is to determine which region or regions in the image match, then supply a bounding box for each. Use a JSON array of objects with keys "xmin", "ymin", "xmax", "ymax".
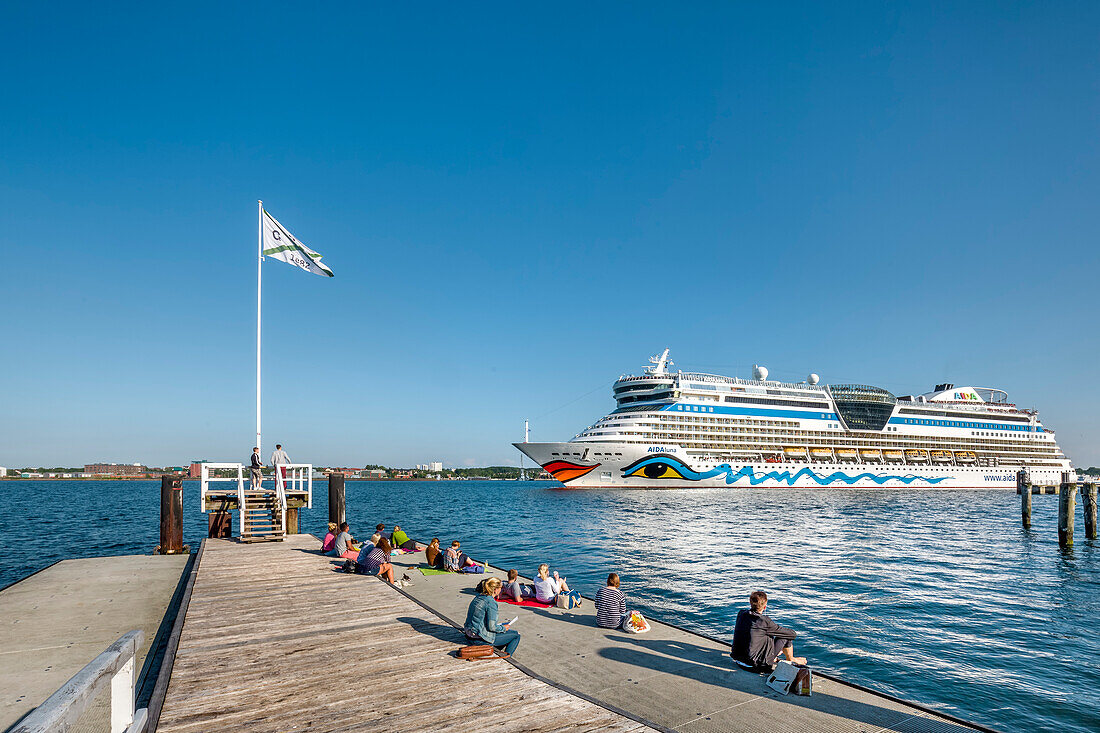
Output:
[
  {"xmin": 883, "ymin": 449, "xmax": 905, "ymax": 462},
  {"xmin": 810, "ymin": 447, "xmax": 833, "ymax": 461},
  {"xmin": 836, "ymin": 448, "xmax": 858, "ymax": 461},
  {"xmin": 930, "ymin": 450, "xmax": 952, "ymax": 463},
  {"xmin": 860, "ymin": 449, "xmax": 883, "ymax": 461},
  {"xmin": 783, "ymin": 447, "xmax": 808, "ymax": 457},
  {"xmin": 955, "ymin": 451, "xmax": 977, "ymax": 463},
  {"xmin": 906, "ymin": 449, "xmax": 929, "ymax": 463}
]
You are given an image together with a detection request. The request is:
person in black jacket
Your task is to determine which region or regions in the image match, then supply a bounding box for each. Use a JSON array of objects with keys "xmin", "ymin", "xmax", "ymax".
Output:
[
  {"xmin": 250, "ymin": 447, "xmax": 263, "ymax": 489},
  {"xmin": 731, "ymin": 590, "xmax": 807, "ymax": 670}
]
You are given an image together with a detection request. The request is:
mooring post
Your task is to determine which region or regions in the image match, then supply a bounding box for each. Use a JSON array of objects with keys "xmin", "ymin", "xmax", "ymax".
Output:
[
  {"xmin": 208, "ymin": 500, "xmax": 232, "ymax": 538},
  {"xmin": 1058, "ymin": 471, "xmax": 1077, "ymax": 548},
  {"xmin": 328, "ymin": 473, "xmax": 346, "ymax": 526},
  {"xmin": 1083, "ymin": 482, "xmax": 1097, "ymax": 540},
  {"xmin": 286, "ymin": 507, "xmax": 299, "ymax": 534},
  {"xmin": 1017, "ymin": 470, "xmax": 1031, "ymax": 529},
  {"xmin": 158, "ymin": 475, "xmax": 183, "ymax": 554}
]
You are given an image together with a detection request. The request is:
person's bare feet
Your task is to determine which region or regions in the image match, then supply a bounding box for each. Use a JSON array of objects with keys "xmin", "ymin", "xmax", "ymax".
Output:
[{"xmin": 793, "ymin": 656, "xmax": 807, "ymax": 665}]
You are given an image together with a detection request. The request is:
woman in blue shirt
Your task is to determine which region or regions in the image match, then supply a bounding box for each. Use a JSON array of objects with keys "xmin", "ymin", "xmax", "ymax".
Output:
[{"xmin": 463, "ymin": 578, "xmax": 521, "ymax": 656}]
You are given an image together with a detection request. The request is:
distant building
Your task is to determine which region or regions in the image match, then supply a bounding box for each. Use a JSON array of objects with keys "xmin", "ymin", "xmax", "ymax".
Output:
[
  {"xmin": 0, "ymin": 467, "xmax": 6, "ymax": 477},
  {"xmin": 428, "ymin": 461, "xmax": 443, "ymax": 472},
  {"xmin": 189, "ymin": 460, "xmax": 209, "ymax": 479},
  {"xmin": 366, "ymin": 469, "xmax": 387, "ymax": 478},
  {"xmin": 326, "ymin": 468, "xmax": 362, "ymax": 478},
  {"xmin": 84, "ymin": 463, "xmax": 149, "ymax": 476}
]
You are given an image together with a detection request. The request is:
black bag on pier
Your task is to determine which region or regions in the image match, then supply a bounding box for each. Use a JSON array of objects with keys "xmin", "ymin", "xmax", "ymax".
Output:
[{"xmin": 341, "ymin": 560, "xmax": 358, "ymax": 574}]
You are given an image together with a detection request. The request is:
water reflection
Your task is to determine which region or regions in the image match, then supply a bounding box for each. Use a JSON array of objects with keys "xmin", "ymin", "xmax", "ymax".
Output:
[{"xmin": 1, "ymin": 480, "xmax": 1097, "ymax": 732}]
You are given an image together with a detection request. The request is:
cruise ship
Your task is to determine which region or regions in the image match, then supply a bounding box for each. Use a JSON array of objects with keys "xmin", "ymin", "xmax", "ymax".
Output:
[{"xmin": 514, "ymin": 350, "xmax": 1074, "ymax": 489}]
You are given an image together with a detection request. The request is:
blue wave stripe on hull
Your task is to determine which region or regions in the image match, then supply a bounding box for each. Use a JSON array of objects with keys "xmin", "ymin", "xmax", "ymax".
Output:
[{"xmin": 621, "ymin": 455, "xmax": 950, "ymax": 486}]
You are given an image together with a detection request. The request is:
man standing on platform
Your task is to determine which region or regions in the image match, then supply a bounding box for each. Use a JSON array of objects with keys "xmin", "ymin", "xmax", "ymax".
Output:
[
  {"xmin": 250, "ymin": 447, "xmax": 263, "ymax": 489},
  {"xmin": 270, "ymin": 443, "xmax": 290, "ymax": 485}
]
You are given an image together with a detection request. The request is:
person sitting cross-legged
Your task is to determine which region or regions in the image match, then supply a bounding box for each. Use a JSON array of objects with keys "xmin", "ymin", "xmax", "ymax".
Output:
[
  {"xmin": 463, "ymin": 577, "xmax": 520, "ymax": 657},
  {"xmin": 532, "ymin": 564, "xmax": 581, "ymax": 606},
  {"xmin": 443, "ymin": 541, "xmax": 483, "ymax": 572},
  {"xmin": 425, "ymin": 538, "xmax": 444, "ymax": 569},
  {"xmin": 731, "ymin": 590, "xmax": 806, "ymax": 671},
  {"xmin": 358, "ymin": 537, "xmax": 396, "ymax": 583},
  {"xmin": 321, "ymin": 522, "xmax": 338, "ymax": 554},
  {"xmin": 332, "ymin": 522, "xmax": 359, "ymax": 560},
  {"xmin": 503, "ymin": 568, "xmax": 534, "ymax": 602},
  {"xmin": 595, "ymin": 573, "xmax": 628, "ymax": 628}
]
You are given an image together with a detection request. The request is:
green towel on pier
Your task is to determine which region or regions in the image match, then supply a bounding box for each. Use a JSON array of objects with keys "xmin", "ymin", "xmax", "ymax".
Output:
[{"xmin": 419, "ymin": 567, "xmax": 452, "ymax": 576}]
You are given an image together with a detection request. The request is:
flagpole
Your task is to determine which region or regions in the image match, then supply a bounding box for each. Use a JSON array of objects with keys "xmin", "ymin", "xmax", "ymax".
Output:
[{"xmin": 256, "ymin": 199, "xmax": 263, "ymax": 457}]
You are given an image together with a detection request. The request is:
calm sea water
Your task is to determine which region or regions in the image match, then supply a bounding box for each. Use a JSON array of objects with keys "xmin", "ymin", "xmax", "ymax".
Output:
[{"xmin": 1, "ymin": 479, "xmax": 1096, "ymax": 732}]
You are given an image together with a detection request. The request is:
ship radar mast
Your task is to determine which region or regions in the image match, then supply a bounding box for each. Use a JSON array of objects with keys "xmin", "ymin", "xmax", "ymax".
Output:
[{"xmin": 645, "ymin": 348, "xmax": 673, "ymax": 375}]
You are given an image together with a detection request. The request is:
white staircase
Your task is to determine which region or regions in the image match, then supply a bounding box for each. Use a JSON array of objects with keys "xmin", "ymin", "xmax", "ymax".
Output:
[{"xmin": 240, "ymin": 488, "xmax": 285, "ymax": 542}]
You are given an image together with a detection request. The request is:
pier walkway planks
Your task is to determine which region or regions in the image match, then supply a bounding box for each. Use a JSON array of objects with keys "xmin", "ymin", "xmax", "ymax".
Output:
[{"xmin": 155, "ymin": 536, "xmax": 656, "ymax": 733}]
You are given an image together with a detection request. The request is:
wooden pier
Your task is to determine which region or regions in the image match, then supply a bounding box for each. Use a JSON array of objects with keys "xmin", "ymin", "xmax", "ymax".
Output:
[
  {"xmin": 150, "ymin": 536, "xmax": 992, "ymax": 733},
  {"xmin": 154, "ymin": 537, "xmax": 654, "ymax": 733}
]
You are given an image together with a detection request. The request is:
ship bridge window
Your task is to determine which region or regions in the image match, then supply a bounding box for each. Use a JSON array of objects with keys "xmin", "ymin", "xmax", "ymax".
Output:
[{"xmin": 830, "ymin": 384, "xmax": 896, "ymax": 432}]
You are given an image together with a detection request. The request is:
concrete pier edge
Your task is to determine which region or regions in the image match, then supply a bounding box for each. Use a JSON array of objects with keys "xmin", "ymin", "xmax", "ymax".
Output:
[
  {"xmin": 394, "ymin": 532, "xmax": 1003, "ymax": 733},
  {"xmin": 381, "ymin": 548, "xmax": 674, "ymax": 733}
]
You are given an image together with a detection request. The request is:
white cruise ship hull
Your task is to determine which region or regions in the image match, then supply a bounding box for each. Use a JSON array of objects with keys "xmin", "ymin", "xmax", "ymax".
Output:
[{"xmin": 515, "ymin": 442, "xmax": 1066, "ymax": 489}]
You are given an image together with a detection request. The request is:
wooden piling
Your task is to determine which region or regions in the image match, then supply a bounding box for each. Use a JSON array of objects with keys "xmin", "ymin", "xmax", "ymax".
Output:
[
  {"xmin": 286, "ymin": 507, "xmax": 300, "ymax": 535},
  {"xmin": 1083, "ymin": 482, "xmax": 1097, "ymax": 540},
  {"xmin": 1018, "ymin": 470, "xmax": 1031, "ymax": 529},
  {"xmin": 157, "ymin": 475, "xmax": 184, "ymax": 554},
  {"xmin": 1058, "ymin": 472, "xmax": 1077, "ymax": 548},
  {"xmin": 328, "ymin": 473, "xmax": 346, "ymax": 526}
]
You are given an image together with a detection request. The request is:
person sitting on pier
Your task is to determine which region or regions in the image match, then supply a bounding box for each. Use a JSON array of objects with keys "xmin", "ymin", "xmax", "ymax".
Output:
[
  {"xmin": 425, "ymin": 538, "xmax": 444, "ymax": 569},
  {"xmin": 332, "ymin": 522, "xmax": 359, "ymax": 560},
  {"xmin": 533, "ymin": 564, "xmax": 581, "ymax": 606},
  {"xmin": 321, "ymin": 522, "xmax": 338, "ymax": 554},
  {"xmin": 463, "ymin": 577, "xmax": 521, "ymax": 657},
  {"xmin": 731, "ymin": 590, "xmax": 806, "ymax": 671},
  {"xmin": 503, "ymin": 568, "xmax": 533, "ymax": 602},
  {"xmin": 595, "ymin": 573, "xmax": 628, "ymax": 628},
  {"xmin": 390, "ymin": 525, "xmax": 418, "ymax": 551},
  {"xmin": 358, "ymin": 537, "xmax": 396, "ymax": 583},
  {"xmin": 444, "ymin": 541, "xmax": 484, "ymax": 572}
]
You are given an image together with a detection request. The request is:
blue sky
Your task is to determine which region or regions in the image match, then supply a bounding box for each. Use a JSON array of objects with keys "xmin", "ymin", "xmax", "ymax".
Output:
[{"xmin": 2, "ymin": 2, "xmax": 1099, "ymax": 468}]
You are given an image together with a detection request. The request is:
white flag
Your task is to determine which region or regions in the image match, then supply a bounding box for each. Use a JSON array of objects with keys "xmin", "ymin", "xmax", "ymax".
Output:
[{"xmin": 261, "ymin": 209, "xmax": 334, "ymax": 277}]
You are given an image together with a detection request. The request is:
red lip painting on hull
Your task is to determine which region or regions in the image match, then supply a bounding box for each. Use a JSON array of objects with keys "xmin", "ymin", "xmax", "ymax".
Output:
[{"xmin": 541, "ymin": 460, "xmax": 600, "ymax": 483}]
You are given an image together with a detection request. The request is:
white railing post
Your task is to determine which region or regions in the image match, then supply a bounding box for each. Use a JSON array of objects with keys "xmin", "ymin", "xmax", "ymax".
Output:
[
  {"xmin": 109, "ymin": 653, "xmax": 135, "ymax": 733},
  {"xmin": 236, "ymin": 466, "xmax": 245, "ymax": 532},
  {"xmin": 199, "ymin": 463, "xmax": 208, "ymax": 512}
]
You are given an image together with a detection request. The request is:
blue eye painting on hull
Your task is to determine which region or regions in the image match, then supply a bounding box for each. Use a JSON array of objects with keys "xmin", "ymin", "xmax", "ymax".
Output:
[{"xmin": 620, "ymin": 455, "xmax": 951, "ymax": 486}]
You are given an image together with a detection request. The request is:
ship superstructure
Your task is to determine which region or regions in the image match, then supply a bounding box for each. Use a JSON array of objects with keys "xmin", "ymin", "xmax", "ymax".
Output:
[{"xmin": 514, "ymin": 349, "xmax": 1073, "ymax": 489}]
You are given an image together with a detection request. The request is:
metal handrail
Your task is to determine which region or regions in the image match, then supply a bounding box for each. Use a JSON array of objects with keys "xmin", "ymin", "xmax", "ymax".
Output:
[
  {"xmin": 275, "ymin": 480, "xmax": 287, "ymax": 534},
  {"xmin": 11, "ymin": 630, "xmax": 147, "ymax": 733}
]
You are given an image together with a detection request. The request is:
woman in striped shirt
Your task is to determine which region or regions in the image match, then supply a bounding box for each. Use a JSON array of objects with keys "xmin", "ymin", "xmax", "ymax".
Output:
[
  {"xmin": 361, "ymin": 537, "xmax": 396, "ymax": 583},
  {"xmin": 595, "ymin": 573, "xmax": 628, "ymax": 629}
]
